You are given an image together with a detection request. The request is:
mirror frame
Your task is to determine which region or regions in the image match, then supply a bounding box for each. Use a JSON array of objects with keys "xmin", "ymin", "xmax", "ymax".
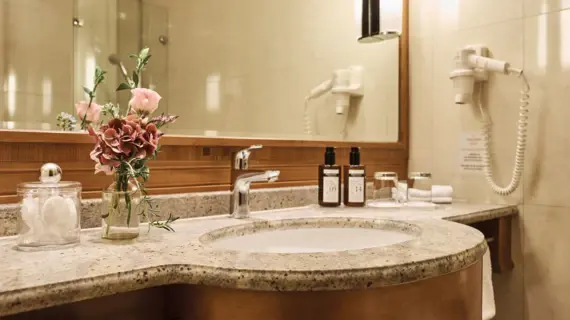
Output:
[{"xmin": 0, "ymin": 1, "xmax": 408, "ymax": 204}]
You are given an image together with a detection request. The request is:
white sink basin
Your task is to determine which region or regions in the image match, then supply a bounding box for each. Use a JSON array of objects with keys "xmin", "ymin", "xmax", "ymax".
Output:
[{"xmin": 200, "ymin": 218, "xmax": 420, "ymax": 254}]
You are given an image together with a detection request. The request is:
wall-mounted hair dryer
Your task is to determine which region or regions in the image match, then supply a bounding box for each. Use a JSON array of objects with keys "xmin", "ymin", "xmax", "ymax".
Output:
[
  {"xmin": 449, "ymin": 45, "xmax": 530, "ymax": 196},
  {"xmin": 304, "ymin": 66, "xmax": 363, "ymax": 135},
  {"xmin": 450, "ymin": 46, "xmax": 523, "ymax": 104}
]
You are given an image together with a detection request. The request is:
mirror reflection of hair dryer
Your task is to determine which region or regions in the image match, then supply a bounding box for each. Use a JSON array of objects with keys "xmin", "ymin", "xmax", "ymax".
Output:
[
  {"xmin": 304, "ymin": 66, "xmax": 364, "ymax": 135},
  {"xmin": 108, "ymin": 54, "xmax": 130, "ymax": 83}
]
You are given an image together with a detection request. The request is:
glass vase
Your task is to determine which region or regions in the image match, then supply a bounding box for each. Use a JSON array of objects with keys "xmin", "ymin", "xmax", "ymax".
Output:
[{"xmin": 101, "ymin": 180, "xmax": 141, "ymax": 240}]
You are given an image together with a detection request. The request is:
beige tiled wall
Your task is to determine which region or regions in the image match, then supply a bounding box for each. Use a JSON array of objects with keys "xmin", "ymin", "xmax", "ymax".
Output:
[
  {"xmin": 0, "ymin": 0, "xmax": 4, "ymax": 119},
  {"xmin": 141, "ymin": 1, "xmax": 169, "ymax": 116},
  {"xmin": 116, "ymin": 0, "xmax": 142, "ymax": 111},
  {"xmin": 161, "ymin": 0, "xmax": 399, "ymax": 142},
  {"xmin": 409, "ymin": 0, "xmax": 570, "ymax": 319},
  {"xmin": 74, "ymin": 0, "xmax": 118, "ymax": 107},
  {"xmin": 1, "ymin": 0, "xmax": 74, "ymax": 129}
]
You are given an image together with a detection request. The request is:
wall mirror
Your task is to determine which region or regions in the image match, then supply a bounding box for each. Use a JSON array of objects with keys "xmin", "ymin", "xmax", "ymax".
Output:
[
  {"xmin": 0, "ymin": 0, "xmax": 408, "ymax": 203},
  {"xmin": 0, "ymin": 0, "xmax": 403, "ymax": 143}
]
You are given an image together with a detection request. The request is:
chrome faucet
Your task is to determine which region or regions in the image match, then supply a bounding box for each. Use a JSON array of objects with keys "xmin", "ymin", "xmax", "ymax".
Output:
[{"xmin": 230, "ymin": 145, "xmax": 280, "ymax": 218}]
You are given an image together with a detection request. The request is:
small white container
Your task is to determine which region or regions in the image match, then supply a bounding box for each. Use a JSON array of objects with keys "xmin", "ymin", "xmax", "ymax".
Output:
[{"xmin": 16, "ymin": 163, "xmax": 81, "ymax": 251}]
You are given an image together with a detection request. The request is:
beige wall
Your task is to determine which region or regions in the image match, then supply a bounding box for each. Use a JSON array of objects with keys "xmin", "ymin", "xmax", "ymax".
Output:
[
  {"xmin": 409, "ymin": 0, "xmax": 570, "ymax": 319},
  {"xmin": 114, "ymin": 0, "xmax": 142, "ymax": 111},
  {"xmin": 1, "ymin": 0, "xmax": 74, "ymax": 129},
  {"xmin": 0, "ymin": 0, "xmax": 4, "ymax": 118},
  {"xmin": 141, "ymin": 1, "xmax": 169, "ymax": 116},
  {"xmin": 162, "ymin": 0, "xmax": 399, "ymax": 142},
  {"xmin": 74, "ymin": 0, "xmax": 118, "ymax": 107}
]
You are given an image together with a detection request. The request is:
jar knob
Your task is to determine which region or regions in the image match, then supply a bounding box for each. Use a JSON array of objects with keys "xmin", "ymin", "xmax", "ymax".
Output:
[{"xmin": 40, "ymin": 163, "xmax": 62, "ymax": 183}]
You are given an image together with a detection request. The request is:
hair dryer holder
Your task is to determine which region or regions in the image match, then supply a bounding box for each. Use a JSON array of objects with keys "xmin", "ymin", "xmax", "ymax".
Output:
[{"xmin": 450, "ymin": 45, "xmax": 513, "ymax": 104}]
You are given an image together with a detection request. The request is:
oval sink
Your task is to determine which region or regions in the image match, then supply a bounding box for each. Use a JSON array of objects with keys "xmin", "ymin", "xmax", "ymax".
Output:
[{"xmin": 200, "ymin": 218, "xmax": 420, "ymax": 254}]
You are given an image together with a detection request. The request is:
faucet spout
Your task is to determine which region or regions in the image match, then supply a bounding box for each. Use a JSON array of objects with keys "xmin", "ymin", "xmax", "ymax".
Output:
[
  {"xmin": 237, "ymin": 170, "xmax": 280, "ymax": 184},
  {"xmin": 231, "ymin": 170, "xmax": 280, "ymax": 219}
]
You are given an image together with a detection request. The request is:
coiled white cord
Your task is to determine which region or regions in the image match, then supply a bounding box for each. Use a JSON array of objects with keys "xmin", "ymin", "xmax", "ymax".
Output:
[
  {"xmin": 477, "ymin": 71, "xmax": 530, "ymax": 195},
  {"xmin": 304, "ymin": 98, "xmax": 312, "ymax": 135}
]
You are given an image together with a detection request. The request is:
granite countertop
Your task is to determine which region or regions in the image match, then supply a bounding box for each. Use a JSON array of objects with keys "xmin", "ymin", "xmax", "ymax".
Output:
[{"xmin": 0, "ymin": 203, "xmax": 516, "ymax": 316}]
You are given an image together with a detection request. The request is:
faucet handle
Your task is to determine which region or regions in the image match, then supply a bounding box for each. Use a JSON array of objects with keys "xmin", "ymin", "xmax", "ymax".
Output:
[{"xmin": 234, "ymin": 145, "xmax": 263, "ymax": 170}]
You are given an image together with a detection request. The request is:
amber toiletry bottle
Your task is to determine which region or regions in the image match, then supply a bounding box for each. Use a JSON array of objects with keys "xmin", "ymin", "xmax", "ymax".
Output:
[
  {"xmin": 318, "ymin": 147, "xmax": 341, "ymax": 207},
  {"xmin": 343, "ymin": 147, "xmax": 366, "ymax": 207}
]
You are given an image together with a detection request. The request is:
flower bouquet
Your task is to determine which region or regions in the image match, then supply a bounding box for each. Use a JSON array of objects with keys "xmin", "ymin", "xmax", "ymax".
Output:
[{"xmin": 58, "ymin": 48, "xmax": 178, "ymax": 240}]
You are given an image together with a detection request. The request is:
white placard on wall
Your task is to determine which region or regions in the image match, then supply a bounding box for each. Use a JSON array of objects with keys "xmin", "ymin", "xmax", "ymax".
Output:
[{"xmin": 459, "ymin": 131, "xmax": 485, "ymax": 174}]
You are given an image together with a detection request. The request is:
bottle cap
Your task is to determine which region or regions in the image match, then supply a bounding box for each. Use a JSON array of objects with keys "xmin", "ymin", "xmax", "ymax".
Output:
[
  {"xmin": 349, "ymin": 147, "xmax": 361, "ymax": 166},
  {"xmin": 324, "ymin": 147, "xmax": 336, "ymax": 165}
]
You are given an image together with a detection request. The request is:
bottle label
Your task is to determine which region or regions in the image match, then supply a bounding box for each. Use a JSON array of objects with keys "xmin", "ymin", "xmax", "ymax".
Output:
[
  {"xmin": 323, "ymin": 169, "xmax": 339, "ymax": 176},
  {"xmin": 349, "ymin": 169, "xmax": 365, "ymax": 176},
  {"xmin": 323, "ymin": 176, "xmax": 339, "ymax": 203},
  {"xmin": 348, "ymin": 176, "xmax": 365, "ymax": 203}
]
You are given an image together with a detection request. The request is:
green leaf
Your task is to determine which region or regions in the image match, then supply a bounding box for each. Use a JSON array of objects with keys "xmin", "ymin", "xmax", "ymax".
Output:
[
  {"xmin": 83, "ymin": 86, "xmax": 92, "ymax": 95},
  {"xmin": 129, "ymin": 53, "xmax": 138, "ymax": 59},
  {"xmin": 95, "ymin": 66, "xmax": 103, "ymax": 78},
  {"xmin": 132, "ymin": 71, "xmax": 139, "ymax": 87},
  {"xmin": 116, "ymin": 82, "xmax": 132, "ymax": 91}
]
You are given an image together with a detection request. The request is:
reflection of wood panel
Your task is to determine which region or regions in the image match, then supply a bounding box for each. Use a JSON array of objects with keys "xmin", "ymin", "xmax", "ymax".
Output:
[{"xmin": 0, "ymin": 136, "xmax": 407, "ymax": 204}]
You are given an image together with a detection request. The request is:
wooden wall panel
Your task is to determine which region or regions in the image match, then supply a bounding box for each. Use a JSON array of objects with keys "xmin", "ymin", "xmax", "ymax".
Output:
[{"xmin": 0, "ymin": 139, "xmax": 407, "ymax": 204}]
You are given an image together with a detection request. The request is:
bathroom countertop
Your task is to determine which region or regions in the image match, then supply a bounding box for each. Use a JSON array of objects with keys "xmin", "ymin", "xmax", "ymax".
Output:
[
  {"xmin": 0, "ymin": 203, "xmax": 516, "ymax": 316},
  {"xmin": 420, "ymin": 203, "xmax": 518, "ymax": 224}
]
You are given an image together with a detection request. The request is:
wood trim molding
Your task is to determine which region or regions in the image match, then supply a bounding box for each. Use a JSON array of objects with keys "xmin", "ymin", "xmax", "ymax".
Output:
[
  {"xmin": 0, "ymin": 142, "xmax": 408, "ymax": 204},
  {"xmin": 0, "ymin": 1, "xmax": 409, "ymax": 204}
]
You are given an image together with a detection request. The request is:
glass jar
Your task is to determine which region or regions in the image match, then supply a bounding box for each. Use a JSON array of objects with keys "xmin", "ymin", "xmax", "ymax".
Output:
[
  {"xmin": 16, "ymin": 163, "xmax": 81, "ymax": 251},
  {"xmin": 373, "ymin": 172, "xmax": 398, "ymax": 202},
  {"xmin": 101, "ymin": 180, "xmax": 141, "ymax": 240},
  {"xmin": 408, "ymin": 172, "xmax": 433, "ymax": 203}
]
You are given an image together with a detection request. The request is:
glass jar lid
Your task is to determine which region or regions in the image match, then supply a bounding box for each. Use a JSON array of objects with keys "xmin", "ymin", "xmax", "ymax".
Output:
[
  {"xmin": 17, "ymin": 163, "xmax": 81, "ymax": 192},
  {"xmin": 409, "ymin": 172, "xmax": 432, "ymax": 179},
  {"xmin": 374, "ymin": 172, "xmax": 398, "ymax": 180}
]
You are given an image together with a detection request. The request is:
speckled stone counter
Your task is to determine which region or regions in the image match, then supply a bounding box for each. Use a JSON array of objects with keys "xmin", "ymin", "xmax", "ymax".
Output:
[
  {"xmin": 0, "ymin": 205, "xmax": 491, "ymax": 317},
  {"xmin": 0, "ymin": 185, "xmax": 516, "ymax": 237}
]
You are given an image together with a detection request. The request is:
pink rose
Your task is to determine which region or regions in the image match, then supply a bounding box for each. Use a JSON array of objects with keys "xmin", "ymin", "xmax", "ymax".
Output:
[
  {"xmin": 129, "ymin": 88, "xmax": 161, "ymax": 115},
  {"xmin": 75, "ymin": 101, "xmax": 102, "ymax": 123}
]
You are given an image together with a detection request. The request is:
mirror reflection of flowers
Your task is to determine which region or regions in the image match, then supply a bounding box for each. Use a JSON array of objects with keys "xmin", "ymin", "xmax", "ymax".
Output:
[{"xmin": 57, "ymin": 48, "xmax": 179, "ymax": 232}]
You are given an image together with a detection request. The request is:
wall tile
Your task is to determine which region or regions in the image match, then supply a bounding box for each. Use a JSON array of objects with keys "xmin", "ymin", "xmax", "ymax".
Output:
[
  {"xmin": 409, "ymin": 0, "xmax": 438, "ymax": 39},
  {"xmin": 524, "ymin": 0, "xmax": 570, "ymax": 17},
  {"xmin": 408, "ymin": 152, "xmax": 433, "ymax": 173},
  {"xmin": 523, "ymin": 9, "xmax": 570, "ymax": 207},
  {"xmin": 409, "ymin": 37, "xmax": 434, "ymax": 160},
  {"xmin": 455, "ymin": 0, "xmax": 523, "ymax": 30},
  {"xmin": 523, "ymin": 205, "xmax": 570, "ymax": 320},
  {"xmin": 4, "ymin": 0, "xmax": 73, "ymax": 96}
]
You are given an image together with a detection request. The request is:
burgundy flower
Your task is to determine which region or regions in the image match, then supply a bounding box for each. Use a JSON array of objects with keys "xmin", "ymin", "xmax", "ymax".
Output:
[{"xmin": 89, "ymin": 112, "xmax": 171, "ymax": 175}]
